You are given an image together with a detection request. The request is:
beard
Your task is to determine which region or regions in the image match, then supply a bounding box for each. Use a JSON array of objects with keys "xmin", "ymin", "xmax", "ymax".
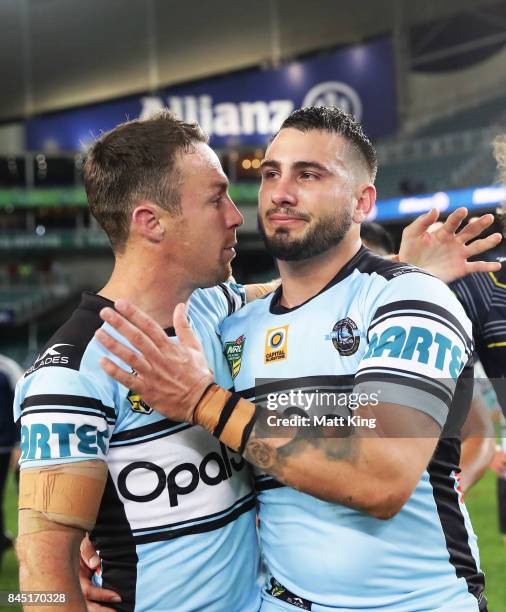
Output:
[{"xmin": 258, "ymin": 207, "xmax": 353, "ymax": 261}]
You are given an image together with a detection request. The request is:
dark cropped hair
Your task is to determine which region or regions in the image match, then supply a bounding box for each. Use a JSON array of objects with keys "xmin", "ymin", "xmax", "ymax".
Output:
[
  {"xmin": 280, "ymin": 106, "xmax": 377, "ymax": 181},
  {"xmin": 84, "ymin": 110, "xmax": 207, "ymax": 252}
]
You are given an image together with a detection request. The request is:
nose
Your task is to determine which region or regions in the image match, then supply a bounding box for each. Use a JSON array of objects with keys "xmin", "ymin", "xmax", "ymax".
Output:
[
  {"xmin": 271, "ymin": 178, "xmax": 297, "ymax": 207},
  {"xmin": 226, "ymin": 197, "xmax": 244, "ymax": 228}
]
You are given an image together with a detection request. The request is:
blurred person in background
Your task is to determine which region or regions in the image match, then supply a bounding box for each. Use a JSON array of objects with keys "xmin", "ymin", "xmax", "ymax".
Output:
[
  {"xmin": 360, "ymin": 221, "xmax": 395, "ymax": 256},
  {"xmin": 0, "ymin": 354, "xmax": 23, "ymax": 567},
  {"xmin": 451, "ymin": 135, "xmax": 506, "ymax": 547}
]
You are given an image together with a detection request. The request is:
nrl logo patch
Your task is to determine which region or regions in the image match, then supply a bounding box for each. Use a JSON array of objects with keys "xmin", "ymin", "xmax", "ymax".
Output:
[
  {"xmin": 127, "ymin": 370, "xmax": 153, "ymax": 414},
  {"xmin": 224, "ymin": 335, "xmax": 246, "ymax": 379}
]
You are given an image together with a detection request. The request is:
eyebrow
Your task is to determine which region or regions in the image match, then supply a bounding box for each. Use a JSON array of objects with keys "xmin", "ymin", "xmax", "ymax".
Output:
[
  {"xmin": 210, "ymin": 180, "xmax": 229, "ymax": 193},
  {"xmin": 260, "ymin": 159, "xmax": 332, "ymax": 173}
]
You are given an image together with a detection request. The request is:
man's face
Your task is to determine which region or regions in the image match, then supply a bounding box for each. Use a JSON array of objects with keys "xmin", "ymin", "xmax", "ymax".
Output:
[
  {"xmin": 168, "ymin": 142, "xmax": 243, "ymax": 287},
  {"xmin": 258, "ymin": 128, "xmax": 362, "ymax": 261}
]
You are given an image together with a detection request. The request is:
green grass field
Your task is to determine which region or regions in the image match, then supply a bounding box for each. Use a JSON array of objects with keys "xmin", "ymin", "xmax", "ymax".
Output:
[{"xmin": 0, "ymin": 469, "xmax": 504, "ymax": 612}]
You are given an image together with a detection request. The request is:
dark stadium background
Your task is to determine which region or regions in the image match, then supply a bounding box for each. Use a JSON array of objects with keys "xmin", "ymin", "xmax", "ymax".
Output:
[{"xmin": 0, "ymin": 1, "xmax": 505, "ymax": 609}]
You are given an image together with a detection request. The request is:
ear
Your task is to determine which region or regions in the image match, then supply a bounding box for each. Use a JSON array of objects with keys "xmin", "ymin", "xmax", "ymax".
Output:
[
  {"xmin": 131, "ymin": 201, "xmax": 164, "ymax": 243},
  {"xmin": 353, "ymin": 184, "xmax": 376, "ymax": 223}
]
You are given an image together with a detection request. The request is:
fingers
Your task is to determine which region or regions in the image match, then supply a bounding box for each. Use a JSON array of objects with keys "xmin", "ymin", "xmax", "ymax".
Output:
[
  {"xmin": 81, "ymin": 580, "xmax": 121, "ymax": 606},
  {"xmin": 463, "ymin": 261, "xmax": 502, "ymax": 275},
  {"xmin": 80, "ymin": 534, "xmax": 100, "ymax": 570},
  {"xmin": 99, "ymin": 307, "xmax": 162, "ymax": 361},
  {"xmin": 455, "ymin": 213, "xmax": 496, "ymax": 243},
  {"xmin": 465, "ymin": 233, "xmax": 502, "ymax": 258},
  {"xmin": 173, "ymin": 303, "xmax": 204, "ymax": 352},
  {"xmin": 436, "ymin": 207, "xmax": 467, "ymax": 236},
  {"xmin": 115, "ymin": 299, "xmax": 170, "ymax": 347},
  {"xmin": 100, "ymin": 356, "xmax": 147, "ymax": 393},
  {"xmin": 95, "ymin": 328, "xmax": 152, "ymax": 377},
  {"xmin": 403, "ymin": 208, "xmax": 439, "ymax": 237}
]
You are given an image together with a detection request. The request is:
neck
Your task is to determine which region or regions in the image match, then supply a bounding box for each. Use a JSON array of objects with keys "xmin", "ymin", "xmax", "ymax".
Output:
[
  {"xmin": 99, "ymin": 252, "xmax": 194, "ymax": 329},
  {"xmin": 276, "ymin": 234, "xmax": 362, "ymax": 308}
]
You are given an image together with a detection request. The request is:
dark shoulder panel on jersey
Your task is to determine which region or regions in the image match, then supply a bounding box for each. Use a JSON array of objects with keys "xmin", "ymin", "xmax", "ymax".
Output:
[
  {"xmin": 352, "ymin": 246, "xmax": 433, "ymax": 281},
  {"xmin": 270, "ymin": 246, "xmax": 430, "ymax": 314},
  {"xmin": 24, "ymin": 292, "xmax": 112, "ymax": 377}
]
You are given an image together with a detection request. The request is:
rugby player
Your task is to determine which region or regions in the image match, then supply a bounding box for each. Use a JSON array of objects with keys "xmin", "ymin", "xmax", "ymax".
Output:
[
  {"xmin": 14, "ymin": 112, "xmax": 265, "ymax": 611},
  {"xmin": 97, "ymin": 107, "xmax": 499, "ymax": 611}
]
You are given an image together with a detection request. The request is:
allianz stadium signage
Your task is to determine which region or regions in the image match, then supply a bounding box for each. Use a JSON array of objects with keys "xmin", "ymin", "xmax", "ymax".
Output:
[{"xmin": 26, "ymin": 38, "xmax": 397, "ymax": 151}]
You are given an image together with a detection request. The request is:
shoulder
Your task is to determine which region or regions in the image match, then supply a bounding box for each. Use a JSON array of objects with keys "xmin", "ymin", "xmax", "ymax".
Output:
[
  {"xmin": 190, "ymin": 282, "xmax": 246, "ymax": 325},
  {"xmin": 18, "ymin": 300, "xmax": 116, "ymax": 410}
]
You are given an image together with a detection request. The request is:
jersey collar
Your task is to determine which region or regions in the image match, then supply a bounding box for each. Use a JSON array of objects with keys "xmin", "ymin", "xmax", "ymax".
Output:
[{"xmin": 269, "ymin": 245, "xmax": 368, "ymax": 314}]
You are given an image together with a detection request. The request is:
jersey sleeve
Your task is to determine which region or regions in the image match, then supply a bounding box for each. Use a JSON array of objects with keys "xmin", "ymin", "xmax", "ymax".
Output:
[
  {"xmin": 354, "ymin": 272, "xmax": 474, "ymax": 427},
  {"xmin": 14, "ymin": 366, "xmax": 115, "ymax": 469},
  {"xmin": 190, "ymin": 282, "xmax": 246, "ymax": 331}
]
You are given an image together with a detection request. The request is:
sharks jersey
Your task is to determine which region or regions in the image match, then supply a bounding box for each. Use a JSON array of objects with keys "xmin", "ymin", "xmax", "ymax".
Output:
[
  {"xmin": 15, "ymin": 287, "xmax": 260, "ymax": 612},
  {"xmin": 221, "ymin": 247, "xmax": 485, "ymax": 612}
]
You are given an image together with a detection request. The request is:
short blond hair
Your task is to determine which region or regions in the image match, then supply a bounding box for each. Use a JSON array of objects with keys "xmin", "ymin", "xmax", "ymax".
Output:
[{"xmin": 493, "ymin": 134, "xmax": 506, "ymax": 185}]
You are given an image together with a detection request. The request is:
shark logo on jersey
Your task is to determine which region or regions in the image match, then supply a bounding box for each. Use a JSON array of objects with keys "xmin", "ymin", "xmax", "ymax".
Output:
[
  {"xmin": 224, "ymin": 335, "xmax": 245, "ymax": 379},
  {"xmin": 265, "ymin": 326, "xmax": 288, "ymax": 363},
  {"xmin": 326, "ymin": 317, "xmax": 360, "ymax": 356},
  {"xmin": 25, "ymin": 343, "xmax": 74, "ymax": 376}
]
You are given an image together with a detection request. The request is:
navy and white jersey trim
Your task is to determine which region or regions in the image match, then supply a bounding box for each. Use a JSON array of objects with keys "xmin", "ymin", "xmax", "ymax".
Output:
[
  {"xmin": 237, "ymin": 375, "xmax": 355, "ymax": 401},
  {"xmin": 369, "ymin": 300, "xmax": 473, "ymax": 351},
  {"xmin": 131, "ymin": 492, "xmax": 255, "ymax": 544},
  {"xmin": 21, "ymin": 394, "xmax": 116, "ymax": 425},
  {"xmin": 109, "ymin": 420, "xmax": 192, "ymax": 447}
]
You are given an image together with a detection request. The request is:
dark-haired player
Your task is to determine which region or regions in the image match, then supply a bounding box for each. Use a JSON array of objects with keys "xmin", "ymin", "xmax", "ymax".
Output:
[{"xmin": 96, "ymin": 107, "xmax": 498, "ymax": 611}]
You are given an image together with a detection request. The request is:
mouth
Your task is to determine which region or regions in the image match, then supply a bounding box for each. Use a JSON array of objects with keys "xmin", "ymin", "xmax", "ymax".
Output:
[
  {"xmin": 268, "ymin": 214, "xmax": 307, "ymax": 226},
  {"xmin": 223, "ymin": 243, "xmax": 237, "ymax": 256}
]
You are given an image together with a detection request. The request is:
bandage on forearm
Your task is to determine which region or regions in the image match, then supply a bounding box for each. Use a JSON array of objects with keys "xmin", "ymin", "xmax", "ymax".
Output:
[
  {"xmin": 18, "ymin": 460, "xmax": 107, "ymax": 534},
  {"xmin": 194, "ymin": 384, "xmax": 257, "ymax": 453}
]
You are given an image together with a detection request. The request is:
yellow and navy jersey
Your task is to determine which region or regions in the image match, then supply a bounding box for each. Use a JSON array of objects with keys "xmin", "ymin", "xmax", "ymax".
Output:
[
  {"xmin": 221, "ymin": 246, "xmax": 485, "ymax": 612},
  {"xmin": 14, "ymin": 287, "xmax": 260, "ymax": 612},
  {"xmin": 451, "ymin": 250, "xmax": 506, "ymax": 416}
]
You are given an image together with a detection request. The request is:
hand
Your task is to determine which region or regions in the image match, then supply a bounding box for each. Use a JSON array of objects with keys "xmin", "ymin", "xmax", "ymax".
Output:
[
  {"xmin": 96, "ymin": 299, "xmax": 214, "ymax": 423},
  {"xmin": 398, "ymin": 207, "xmax": 502, "ymax": 283},
  {"xmin": 490, "ymin": 449, "xmax": 506, "ymax": 477},
  {"xmin": 79, "ymin": 534, "xmax": 121, "ymax": 611}
]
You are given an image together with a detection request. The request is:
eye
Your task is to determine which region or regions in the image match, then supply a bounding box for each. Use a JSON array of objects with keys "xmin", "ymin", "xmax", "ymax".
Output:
[
  {"xmin": 261, "ymin": 170, "xmax": 279, "ymax": 180},
  {"xmin": 210, "ymin": 194, "xmax": 225, "ymax": 206},
  {"xmin": 300, "ymin": 172, "xmax": 318, "ymax": 180}
]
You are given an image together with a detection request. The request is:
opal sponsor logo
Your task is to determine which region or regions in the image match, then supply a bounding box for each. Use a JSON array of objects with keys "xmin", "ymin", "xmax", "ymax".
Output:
[{"xmin": 118, "ymin": 443, "xmax": 245, "ymax": 506}]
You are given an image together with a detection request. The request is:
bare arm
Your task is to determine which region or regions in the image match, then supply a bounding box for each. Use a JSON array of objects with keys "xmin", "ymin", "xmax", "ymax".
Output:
[
  {"xmin": 18, "ymin": 529, "xmax": 85, "ymax": 612},
  {"xmin": 243, "ymin": 279, "xmax": 281, "ymax": 302},
  {"xmin": 95, "ymin": 301, "xmax": 439, "ymax": 519},
  {"xmin": 240, "ymin": 404, "xmax": 439, "ymax": 518},
  {"xmin": 459, "ymin": 394, "xmax": 496, "ymax": 492}
]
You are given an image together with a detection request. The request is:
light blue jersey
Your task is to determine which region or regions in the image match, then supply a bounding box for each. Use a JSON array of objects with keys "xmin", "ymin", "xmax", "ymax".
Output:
[
  {"xmin": 221, "ymin": 247, "xmax": 486, "ymax": 612},
  {"xmin": 15, "ymin": 286, "xmax": 261, "ymax": 612}
]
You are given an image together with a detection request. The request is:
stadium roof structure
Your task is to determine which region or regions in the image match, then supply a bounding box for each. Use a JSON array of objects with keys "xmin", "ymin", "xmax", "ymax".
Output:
[{"xmin": 0, "ymin": 0, "xmax": 501, "ymax": 122}]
